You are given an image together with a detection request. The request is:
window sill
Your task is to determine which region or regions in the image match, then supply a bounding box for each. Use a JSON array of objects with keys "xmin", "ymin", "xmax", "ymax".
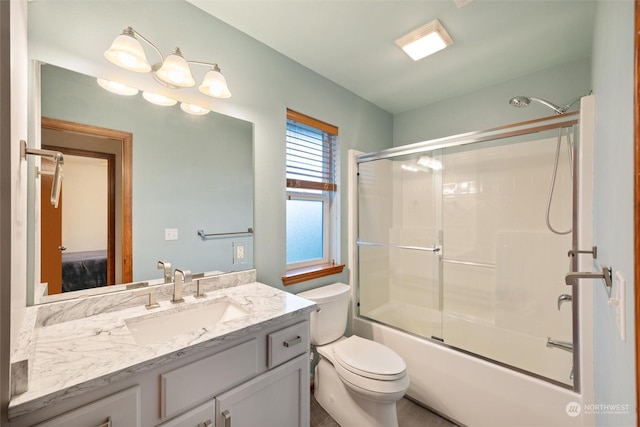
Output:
[{"xmin": 282, "ymin": 263, "xmax": 345, "ymax": 286}]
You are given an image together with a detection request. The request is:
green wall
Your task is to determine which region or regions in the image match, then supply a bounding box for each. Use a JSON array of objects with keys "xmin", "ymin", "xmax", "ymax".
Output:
[
  {"xmin": 592, "ymin": 1, "xmax": 636, "ymax": 425},
  {"xmin": 28, "ymin": 0, "xmax": 393, "ymax": 292}
]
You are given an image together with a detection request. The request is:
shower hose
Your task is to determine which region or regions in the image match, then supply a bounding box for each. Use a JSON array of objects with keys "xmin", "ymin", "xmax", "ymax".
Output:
[{"xmin": 546, "ymin": 127, "xmax": 573, "ymax": 235}]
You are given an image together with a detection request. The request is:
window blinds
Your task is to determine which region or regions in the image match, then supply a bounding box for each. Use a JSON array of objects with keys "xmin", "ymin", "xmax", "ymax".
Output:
[{"xmin": 286, "ymin": 110, "xmax": 337, "ymax": 192}]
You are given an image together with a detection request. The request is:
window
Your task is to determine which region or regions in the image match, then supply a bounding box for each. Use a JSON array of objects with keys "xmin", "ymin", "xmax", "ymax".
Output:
[{"xmin": 283, "ymin": 109, "xmax": 344, "ymax": 285}]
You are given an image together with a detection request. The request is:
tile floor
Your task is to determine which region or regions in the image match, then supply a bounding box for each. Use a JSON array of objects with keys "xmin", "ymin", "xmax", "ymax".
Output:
[{"xmin": 310, "ymin": 394, "xmax": 459, "ymax": 427}]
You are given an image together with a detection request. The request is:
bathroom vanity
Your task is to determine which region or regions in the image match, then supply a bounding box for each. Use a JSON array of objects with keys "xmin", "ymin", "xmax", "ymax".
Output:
[{"xmin": 9, "ymin": 271, "xmax": 315, "ymax": 427}]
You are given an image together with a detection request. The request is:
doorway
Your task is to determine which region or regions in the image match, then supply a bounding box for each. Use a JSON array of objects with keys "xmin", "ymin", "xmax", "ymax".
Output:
[{"xmin": 40, "ymin": 117, "xmax": 132, "ymax": 292}]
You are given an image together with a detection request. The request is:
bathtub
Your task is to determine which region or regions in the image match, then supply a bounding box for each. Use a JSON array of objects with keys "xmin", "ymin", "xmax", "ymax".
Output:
[
  {"xmin": 346, "ymin": 97, "xmax": 596, "ymax": 426},
  {"xmin": 352, "ymin": 303, "xmax": 591, "ymax": 426}
]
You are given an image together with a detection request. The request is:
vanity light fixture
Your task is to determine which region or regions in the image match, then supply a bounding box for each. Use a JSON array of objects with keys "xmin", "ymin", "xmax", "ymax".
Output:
[
  {"xmin": 97, "ymin": 78, "xmax": 139, "ymax": 96},
  {"xmin": 142, "ymin": 91, "xmax": 178, "ymax": 106},
  {"xmin": 180, "ymin": 102, "xmax": 210, "ymax": 115},
  {"xmin": 104, "ymin": 26, "xmax": 232, "ymax": 98},
  {"xmin": 395, "ymin": 19, "xmax": 453, "ymax": 61}
]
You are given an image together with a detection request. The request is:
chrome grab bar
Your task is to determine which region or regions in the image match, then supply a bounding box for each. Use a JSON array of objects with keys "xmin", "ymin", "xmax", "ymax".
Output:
[
  {"xmin": 197, "ymin": 228, "xmax": 253, "ymax": 238},
  {"xmin": 546, "ymin": 337, "xmax": 573, "ymax": 353}
]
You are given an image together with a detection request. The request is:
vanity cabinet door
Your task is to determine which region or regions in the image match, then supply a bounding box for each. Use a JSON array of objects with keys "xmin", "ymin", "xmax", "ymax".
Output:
[
  {"xmin": 215, "ymin": 354, "xmax": 309, "ymax": 427},
  {"xmin": 33, "ymin": 386, "xmax": 141, "ymax": 427}
]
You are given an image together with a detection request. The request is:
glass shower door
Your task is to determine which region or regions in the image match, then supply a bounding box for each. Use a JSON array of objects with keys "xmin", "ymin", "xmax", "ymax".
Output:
[
  {"xmin": 357, "ymin": 152, "xmax": 443, "ymax": 340},
  {"xmin": 355, "ymin": 114, "xmax": 580, "ymax": 388},
  {"xmin": 439, "ymin": 131, "xmax": 574, "ymax": 386}
]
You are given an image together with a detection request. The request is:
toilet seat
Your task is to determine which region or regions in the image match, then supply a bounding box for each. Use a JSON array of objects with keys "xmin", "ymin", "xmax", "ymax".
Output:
[
  {"xmin": 333, "ymin": 359, "xmax": 410, "ymax": 396},
  {"xmin": 333, "ymin": 336, "xmax": 406, "ymax": 381}
]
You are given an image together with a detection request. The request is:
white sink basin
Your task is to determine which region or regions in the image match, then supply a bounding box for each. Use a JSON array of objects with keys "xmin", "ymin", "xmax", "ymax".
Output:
[{"xmin": 125, "ymin": 298, "xmax": 248, "ymax": 346}]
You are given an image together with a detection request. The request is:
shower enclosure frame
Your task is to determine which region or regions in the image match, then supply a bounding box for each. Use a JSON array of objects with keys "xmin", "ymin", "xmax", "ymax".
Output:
[{"xmin": 354, "ymin": 111, "xmax": 584, "ymax": 392}]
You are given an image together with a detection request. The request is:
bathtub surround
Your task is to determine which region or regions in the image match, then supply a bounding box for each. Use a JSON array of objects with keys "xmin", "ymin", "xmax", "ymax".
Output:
[{"xmin": 358, "ymin": 131, "xmax": 575, "ymax": 385}]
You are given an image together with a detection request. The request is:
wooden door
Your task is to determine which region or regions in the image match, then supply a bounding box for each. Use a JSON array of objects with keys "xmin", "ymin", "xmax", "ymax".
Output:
[{"xmin": 40, "ymin": 160, "xmax": 63, "ymax": 294}]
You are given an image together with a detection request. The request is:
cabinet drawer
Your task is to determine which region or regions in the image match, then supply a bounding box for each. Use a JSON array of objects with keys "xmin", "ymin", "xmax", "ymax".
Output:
[
  {"xmin": 268, "ymin": 321, "xmax": 309, "ymax": 368},
  {"xmin": 161, "ymin": 339, "xmax": 258, "ymax": 419}
]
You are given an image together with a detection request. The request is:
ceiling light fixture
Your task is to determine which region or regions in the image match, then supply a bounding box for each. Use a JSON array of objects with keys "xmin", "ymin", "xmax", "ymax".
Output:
[
  {"xmin": 104, "ymin": 26, "xmax": 231, "ymax": 98},
  {"xmin": 396, "ymin": 19, "xmax": 453, "ymax": 61}
]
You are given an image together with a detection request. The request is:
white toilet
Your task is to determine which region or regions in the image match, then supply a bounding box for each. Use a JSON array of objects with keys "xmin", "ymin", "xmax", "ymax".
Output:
[{"xmin": 298, "ymin": 283, "xmax": 409, "ymax": 427}]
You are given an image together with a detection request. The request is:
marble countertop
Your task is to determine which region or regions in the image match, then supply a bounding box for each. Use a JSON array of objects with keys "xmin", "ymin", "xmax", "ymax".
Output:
[{"xmin": 9, "ymin": 274, "xmax": 316, "ymax": 419}]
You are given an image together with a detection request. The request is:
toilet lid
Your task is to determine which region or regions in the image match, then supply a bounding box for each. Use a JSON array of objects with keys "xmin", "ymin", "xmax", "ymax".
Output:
[{"xmin": 333, "ymin": 336, "xmax": 406, "ymax": 380}]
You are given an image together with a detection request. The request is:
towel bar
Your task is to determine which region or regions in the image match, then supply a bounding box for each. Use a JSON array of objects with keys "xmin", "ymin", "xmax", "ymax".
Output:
[{"xmin": 197, "ymin": 228, "xmax": 254, "ymax": 238}]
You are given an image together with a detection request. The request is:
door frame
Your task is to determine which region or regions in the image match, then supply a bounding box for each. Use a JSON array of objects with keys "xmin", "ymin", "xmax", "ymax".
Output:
[
  {"xmin": 42, "ymin": 146, "xmax": 116, "ymax": 287},
  {"xmin": 635, "ymin": 0, "xmax": 639, "ymax": 416},
  {"xmin": 41, "ymin": 117, "xmax": 133, "ymax": 283}
]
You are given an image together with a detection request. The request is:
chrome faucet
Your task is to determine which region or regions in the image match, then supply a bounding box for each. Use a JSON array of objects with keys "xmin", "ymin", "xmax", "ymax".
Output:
[
  {"xmin": 546, "ymin": 337, "xmax": 573, "ymax": 353},
  {"xmin": 157, "ymin": 260, "xmax": 172, "ymax": 283},
  {"xmin": 557, "ymin": 294, "xmax": 572, "ymax": 310},
  {"xmin": 172, "ymin": 268, "xmax": 191, "ymax": 303}
]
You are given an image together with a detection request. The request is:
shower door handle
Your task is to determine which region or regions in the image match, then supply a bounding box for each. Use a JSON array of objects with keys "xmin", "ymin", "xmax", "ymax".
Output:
[{"xmin": 356, "ymin": 241, "xmax": 442, "ymax": 253}]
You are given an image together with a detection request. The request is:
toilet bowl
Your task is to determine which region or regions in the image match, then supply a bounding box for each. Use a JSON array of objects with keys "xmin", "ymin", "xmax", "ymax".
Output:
[{"xmin": 297, "ymin": 283, "xmax": 409, "ymax": 427}]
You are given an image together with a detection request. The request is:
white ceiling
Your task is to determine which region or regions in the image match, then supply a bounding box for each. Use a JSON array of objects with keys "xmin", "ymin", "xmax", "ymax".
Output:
[{"xmin": 187, "ymin": 0, "xmax": 596, "ymax": 115}]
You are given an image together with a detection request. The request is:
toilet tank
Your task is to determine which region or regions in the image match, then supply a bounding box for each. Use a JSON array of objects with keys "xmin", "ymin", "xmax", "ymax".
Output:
[{"xmin": 297, "ymin": 283, "xmax": 350, "ymax": 345}]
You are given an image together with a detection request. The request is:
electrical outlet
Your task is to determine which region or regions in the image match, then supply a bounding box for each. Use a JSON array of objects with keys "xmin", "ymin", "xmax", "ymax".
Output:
[
  {"xmin": 164, "ymin": 228, "xmax": 178, "ymax": 241},
  {"xmin": 233, "ymin": 241, "xmax": 246, "ymax": 264}
]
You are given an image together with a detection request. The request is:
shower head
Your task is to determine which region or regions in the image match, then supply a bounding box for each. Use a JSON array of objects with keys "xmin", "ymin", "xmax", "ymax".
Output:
[
  {"xmin": 508, "ymin": 96, "xmax": 565, "ymax": 115},
  {"xmin": 508, "ymin": 96, "xmax": 532, "ymax": 108}
]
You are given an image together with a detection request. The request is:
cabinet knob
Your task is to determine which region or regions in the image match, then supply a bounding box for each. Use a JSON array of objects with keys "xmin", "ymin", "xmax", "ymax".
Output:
[
  {"xmin": 222, "ymin": 409, "xmax": 231, "ymax": 427},
  {"xmin": 201, "ymin": 420, "xmax": 213, "ymax": 427}
]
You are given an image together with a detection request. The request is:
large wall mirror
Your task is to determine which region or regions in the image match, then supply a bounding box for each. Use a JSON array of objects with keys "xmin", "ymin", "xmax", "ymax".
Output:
[{"xmin": 27, "ymin": 64, "xmax": 254, "ymax": 305}]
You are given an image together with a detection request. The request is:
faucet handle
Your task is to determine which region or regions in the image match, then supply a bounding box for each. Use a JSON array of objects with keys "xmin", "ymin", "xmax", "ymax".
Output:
[
  {"xmin": 133, "ymin": 288, "xmax": 160, "ymax": 309},
  {"xmin": 195, "ymin": 279, "xmax": 207, "ymax": 299}
]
